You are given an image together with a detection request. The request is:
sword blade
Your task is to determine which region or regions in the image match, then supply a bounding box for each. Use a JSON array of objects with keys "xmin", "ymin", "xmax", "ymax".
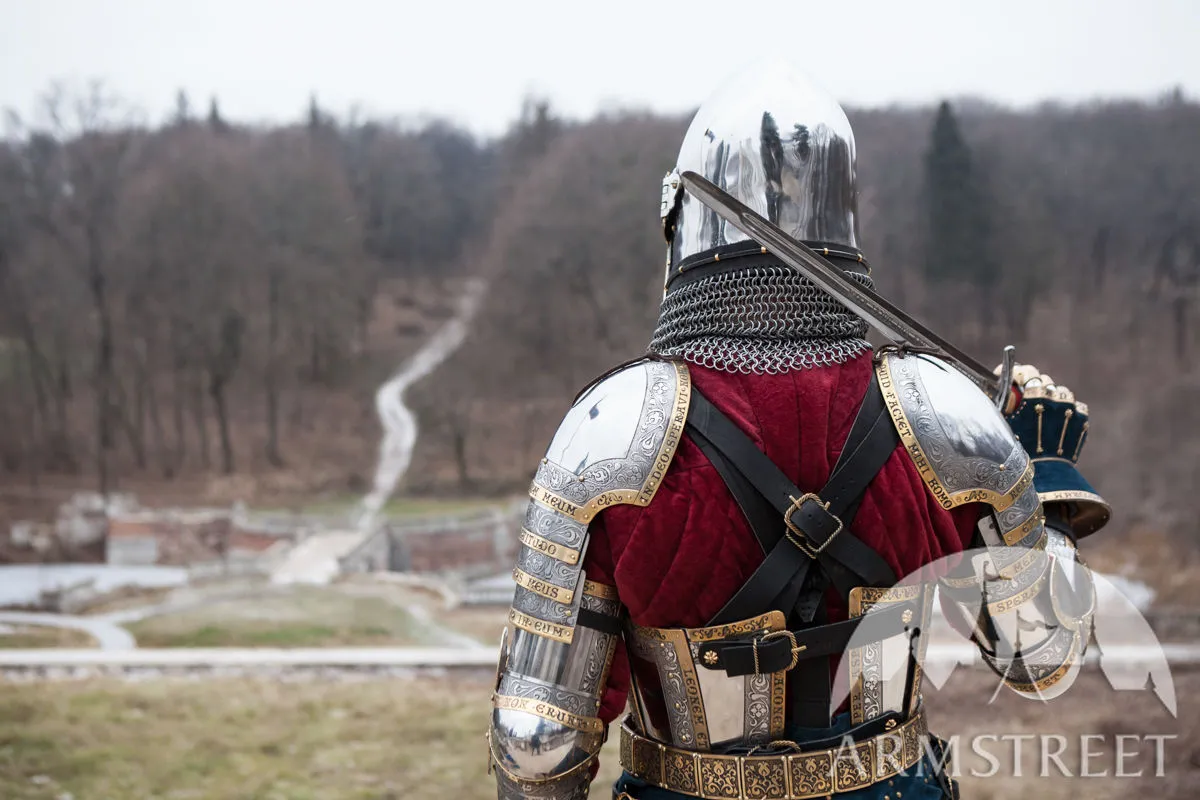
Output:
[{"xmin": 680, "ymin": 171, "xmax": 997, "ymax": 389}]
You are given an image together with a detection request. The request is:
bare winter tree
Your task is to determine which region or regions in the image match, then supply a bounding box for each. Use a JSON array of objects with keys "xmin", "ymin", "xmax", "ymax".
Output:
[{"xmin": 5, "ymin": 84, "xmax": 144, "ymax": 493}]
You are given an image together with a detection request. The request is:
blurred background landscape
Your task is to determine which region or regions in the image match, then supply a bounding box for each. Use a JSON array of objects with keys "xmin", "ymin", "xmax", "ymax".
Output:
[{"xmin": 1, "ymin": 1, "xmax": 1199, "ymax": 798}]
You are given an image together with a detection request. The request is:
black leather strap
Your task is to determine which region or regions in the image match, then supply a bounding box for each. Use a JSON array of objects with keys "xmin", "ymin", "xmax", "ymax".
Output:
[
  {"xmin": 697, "ymin": 600, "xmax": 921, "ymax": 676},
  {"xmin": 790, "ymin": 601, "xmax": 833, "ymax": 726},
  {"xmin": 577, "ymin": 607, "xmax": 622, "ymax": 636},
  {"xmin": 690, "ymin": 379, "xmax": 898, "ymax": 626},
  {"xmin": 666, "ymin": 244, "xmax": 872, "ymax": 292},
  {"xmin": 721, "ymin": 710, "xmax": 913, "ymax": 756}
]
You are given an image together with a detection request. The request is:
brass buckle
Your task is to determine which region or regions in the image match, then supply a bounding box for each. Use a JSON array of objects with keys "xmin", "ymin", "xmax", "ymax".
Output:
[
  {"xmin": 784, "ymin": 492, "xmax": 843, "ymax": 558},
  {"xmin": 746, "ymin": 739, "xmax": 803, "ymax": 756},
  {"xmin": 759, "ymin": 630, "xmax": 807, "ymax": 672}
]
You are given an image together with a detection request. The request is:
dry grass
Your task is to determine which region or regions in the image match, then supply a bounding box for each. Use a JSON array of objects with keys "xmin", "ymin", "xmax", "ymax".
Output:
[
  {"xmin": 0, "ymin": 668, "xmax": 1195, "ymax": 799},
  {"xmin": 0, "ymin": 626, "xmax": 96, "ymax": 649},
  {"xmin": 440, "ymin": 606, "xmax": 507, "ymax": 646},
  {"xmin": 0, "ymin": 676, "xmax": 618, "ymax": 800},
  {"xmin": 335, "ymin": 578, "xmax": 508, "ymax": 646},
  {"xmin": 126, "ymin": 587, "xmax": 425, "ymax": 648}
]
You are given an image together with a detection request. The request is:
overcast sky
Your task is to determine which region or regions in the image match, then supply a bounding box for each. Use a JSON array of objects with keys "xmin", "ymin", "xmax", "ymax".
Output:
[{"xmin": 4, "ymin": 0, "xmax": 1198, "ymax": 136}]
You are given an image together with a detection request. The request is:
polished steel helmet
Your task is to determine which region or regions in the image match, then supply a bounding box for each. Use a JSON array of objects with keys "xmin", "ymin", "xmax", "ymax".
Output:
[{"xmin": 661, "ymin": 58, "xmax": 860, "ymax": 273}]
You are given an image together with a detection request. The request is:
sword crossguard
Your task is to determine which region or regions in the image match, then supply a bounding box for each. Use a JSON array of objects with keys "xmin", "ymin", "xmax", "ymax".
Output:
[{"xmin": 993, "ymin": 345, "xmax": 1018, "ymax": 414}]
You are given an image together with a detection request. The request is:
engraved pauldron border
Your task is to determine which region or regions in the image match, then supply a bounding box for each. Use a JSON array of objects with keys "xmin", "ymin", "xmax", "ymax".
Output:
[
  {"xmin": 877, "ymin": 353, "xmax": 1030, "ymax": 513},
  {"xmin": 508, "ymin": 360, "xmax": 689, "ymax": 644},
  {"xmin": 530, "ymin": 360, "xmax": 691, "ymax": 525}
]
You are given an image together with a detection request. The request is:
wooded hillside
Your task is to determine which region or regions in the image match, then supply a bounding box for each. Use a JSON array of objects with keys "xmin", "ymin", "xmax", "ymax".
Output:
[{"xmin": 1, "ymin": 86, "xmax": 1196, "ymax": 540}]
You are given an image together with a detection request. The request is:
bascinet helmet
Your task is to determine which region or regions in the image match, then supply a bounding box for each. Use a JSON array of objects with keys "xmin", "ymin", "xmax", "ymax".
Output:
[
  {"xmin": 651, "ymin": 59, "xmax": 873, "ymax": 375},
  {"xmin": 661, "ymin": 58, "xmax": 860, "ymax": 270}
]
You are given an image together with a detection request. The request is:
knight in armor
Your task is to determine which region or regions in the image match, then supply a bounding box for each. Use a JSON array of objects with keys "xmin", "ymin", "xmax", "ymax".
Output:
[{"xmin": 487, "ymin": 59, "xmax": 1110, "ymax": 800}]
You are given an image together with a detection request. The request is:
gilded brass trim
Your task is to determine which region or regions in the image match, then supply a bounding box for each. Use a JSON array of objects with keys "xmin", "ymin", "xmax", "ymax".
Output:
[
  {"xmin": 525, "ymin": 364, "xmax": 692, "ymax": 524},
  {"xmin": 508, "ymin": 608, "xmax": 574, "ymax": 644},
  {"xmin": 1004, "ymin": 633, "xmax": 1083, "ymax": 695},
  {"xmin": 986, "ymin": 562, "xmax": 1050, "ymax": 616},
  {"xmin": 1056, "ymin": 409, "xmax": 1074, "ymax": 455},
  {"xmin": 939, "ymin": 570, "xmax": 981, "ymax": 591},
  {"xmin": 850, "ymin": 585, "xmax": 921, "ymax": 607},
  {"xmin": 1039, "ymin": 490, "xmax": 1108, "ymax": 507},
  {"xmin": 493, "ymin": 694, "xmax": 604, "ymax": 733},
  {"xmin": 1032, "ymin": 456, "xmax": 1079, "ymax": 466},
  {"xmin": 682, "ymin": 610, "xmax": 788, "ymax": 644},
  {"xmin": 996, "ymin": 540, "xmax": 1048, "ymax": 581},
  {"xmin": 876, "ymin": 358, "xmax": 1032, "ymax": 512},
  {"xmin": 769, "ymin": 665, "xmax": 787, "ymax": 739},
  {"xmin": 527, "ymin": 482, "xmax": 638, "ymax": 524},
  {"xmin": 847, "ymin": 585, "xmax": 924, "ymax": 725},
  {"xmin": 1002, "ymin": 505, "xmax": 1043, "ymax": 546},
  {"xmin": 512, "ymin": 567, "xmax": 576, "ymax": 604},
  {"xmin": 1073, "ymin": 422, "xmax": 1089, "ymax": 460},
  {"xmin": 1035, "ymin": 403, "xmax": 1045, "ymax": 454},
  {"xmin": 619, "ymin": 709, "xmax": 928, "ymax": 800},
  {"xmin": 941, "ymin": 529, "xmax": 1047, "ymax": 591},
  {"xmin": 847, "ymin": 629, "xmax": 864, "ymax": 725},
  {"xmin": 630, "ymin": 611, "xmax": 788, "ymax": 747},
  {"xmin": 583, "ymin": 579, "xmax": 620, "ymax": 601},
  {"xmin": 518, "ymin": 527, "xmax": 581, "ymax": 564},
  {"xmin": 666, "ymin": 627, "xmax": 711, "ymax": 750}
]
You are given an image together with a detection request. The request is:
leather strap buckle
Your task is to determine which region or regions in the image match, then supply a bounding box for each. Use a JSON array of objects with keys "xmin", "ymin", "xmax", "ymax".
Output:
[
  {"xmin": 784, "ymin": 492, "xmax": 843, "ymax": 558},
  {"xmin": 759, "ymin": 629, "xmax": 806, "ymax": 672}
]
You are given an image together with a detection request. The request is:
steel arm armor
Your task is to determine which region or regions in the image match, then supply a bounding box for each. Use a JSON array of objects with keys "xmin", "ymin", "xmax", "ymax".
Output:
[
  {"xmin": 489, "ymin": 588, "xmax": 622, "ymax": 800},
  {"xmin": 487, "ymin": 359, "xmax": 691, "ymax": 799},
  {"xmin": 877, "ymin": 351, "xmax": 1091, "ymax": 699}
]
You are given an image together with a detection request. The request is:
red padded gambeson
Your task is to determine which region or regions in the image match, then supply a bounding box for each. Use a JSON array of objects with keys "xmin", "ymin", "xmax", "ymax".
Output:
[{"xmin": 579, "ymin": 353, "xmax": 980, "ymax": 728}]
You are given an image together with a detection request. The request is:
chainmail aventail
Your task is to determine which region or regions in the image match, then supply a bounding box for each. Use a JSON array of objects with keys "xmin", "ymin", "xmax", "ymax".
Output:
[{"xmin": 649, "ymin": 258, "xmax": 876, "ymax": 375}]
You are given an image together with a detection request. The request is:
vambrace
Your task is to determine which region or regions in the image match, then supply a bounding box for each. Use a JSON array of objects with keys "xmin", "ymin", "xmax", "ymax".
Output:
[
  {"xmin": 486, "ymin": 358, "xmax": 689, "ymax": 798},
  {"xmin": 488, "ymin": 582, "xmax": 622, "ymax": 800},
  {"xmin": 941, "ymin": 510, "xmax": 1095, "ymax": 701}
]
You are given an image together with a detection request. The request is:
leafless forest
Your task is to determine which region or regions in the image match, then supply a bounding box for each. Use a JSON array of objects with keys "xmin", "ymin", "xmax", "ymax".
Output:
[{"xmin": 1, "ymin": 85, "xmax": 1197, "ymax": 545}]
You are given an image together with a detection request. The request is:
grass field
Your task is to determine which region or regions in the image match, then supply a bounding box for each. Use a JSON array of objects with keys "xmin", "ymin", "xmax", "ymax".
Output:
[
  {"xmin": 0, "ymin": 669, "xmax": 1194, "ymax": 799},
  {"xmin": 0, "ymin": 626, "xmax": 96, "ymax": 649},
  {"xmin": 254, "ymin": 496, "xmax": 514, "ymax": 519},
  {"xmin": 0, "ymin": 676, "xmax": 618, "ymax": 800},
  {"xmin": 126, "ymin": 587, "xmax": 428, "ymax": 648}
]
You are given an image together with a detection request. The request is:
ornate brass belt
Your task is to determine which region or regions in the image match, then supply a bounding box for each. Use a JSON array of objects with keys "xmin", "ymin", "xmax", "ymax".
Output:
[{"xmin": 619, "ymin": 708, "xmax": 928, "ymax": 800}]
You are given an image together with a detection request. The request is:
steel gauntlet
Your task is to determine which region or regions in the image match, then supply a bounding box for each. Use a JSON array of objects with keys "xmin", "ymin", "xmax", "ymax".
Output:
[{"xmin": 1002, "ymin": 364, "xmax": 1110, "ymax": 539}]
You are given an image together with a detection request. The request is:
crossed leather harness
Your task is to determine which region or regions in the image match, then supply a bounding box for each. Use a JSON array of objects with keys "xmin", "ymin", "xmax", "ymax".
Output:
[{"xmin": 684, "ymin": 374, "xmax": 921, "ymax": 730}]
